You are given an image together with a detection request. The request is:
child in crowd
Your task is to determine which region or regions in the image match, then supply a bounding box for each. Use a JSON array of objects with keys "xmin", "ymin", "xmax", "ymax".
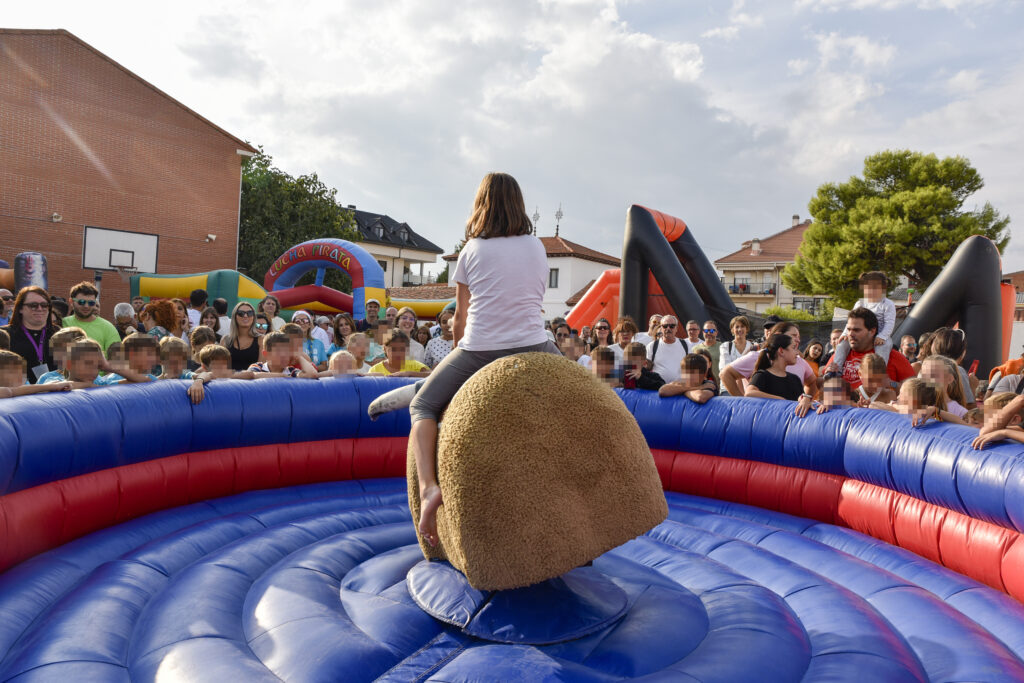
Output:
[
  {"xmin": 249, "ymin": 331, "xmax": 318, "ymax": 377},
  {"xmin": 0, "ymin": 350, "xmax": 72, "ymax": 397},
  {"xmin": 964, "ymin": 407, "xmax": 983, "ymax": 427},
  {"xmin": 63, "ymin": 339, "xmax": 145, "ymax": 387},
  {"xmin": 570, "ymin": 335, "xmax": 591, "ymax": 369},
  {"xmin": 187, "ymin": 344, "xmax": 258, "ymax": 403},
  {"xmin": 919, "ymin": 355, "xmax": 969, "ymax": 419},
  {"xmin": 369, "ymin": 330, "xmax": 431, "ymax": 377},
  {"xmin": 37, "ymin": 327, "xmax": 87, "ymax": 384},
  {"xmin": 871, "ymin": 377, "xmax": 963, "ymax": 426},
  {"xmin": 120, "ymin": 334, "xmax": 160, "ymax": 382},
  {"xmin": 281, "ymin": 323, "xmax": 318, "ymax": 371},
  {"xmin": 972, "ymin": 392, "xmax": 1024, "ymax": 446},
  {"xmin": 188, "ymin": 326, "xmax": 218, "ymax": 371},
  {"xmin": 345, "ymin": 333, "xmax": 375, "ymax": 373},
  {"xmin": 325, "ymin": 349, "xmax": 358, "ymax": 376},
  {"xmin": 816, "ymin": 376, "xmax": 855, "ymax": 414},
  {"xmin": 622, "ymin": 342, "xmax": 665, "ymax": 390},
  {"xmin": 590, "ymin": 346, "xmax": 619, "ymax": 387},
  {"xmin": 694, "ymin": 348, "xmax": 718, "ymax": 391},
  {"xmin": 827, "ymin": 271, "xmax": 897, "ymax": 374},
  {"xmin": 158, "ymin": 337, "xmax": 195, "ymax": 380},
  {"xmin": 658, "ymin": 353, "xmax": 717, "ymax": 403},
  {"xmin": 856, "ymin": 353, "xmax": 897, "ymax": 406},
  {"xmin": 745, "ymin": 333, "xmax": 804, "ymax": 402}
]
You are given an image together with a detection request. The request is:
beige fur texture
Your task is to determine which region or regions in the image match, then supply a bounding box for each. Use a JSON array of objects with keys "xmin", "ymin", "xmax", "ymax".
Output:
[{"xmin": 408, "ymin": 352, "xmax": 667, "ymax": 590}]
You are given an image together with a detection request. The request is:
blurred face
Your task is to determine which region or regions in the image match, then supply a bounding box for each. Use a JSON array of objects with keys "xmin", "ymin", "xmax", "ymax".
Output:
[
  {"xmin": 0, "ymin": 366, "xmax": 24, "ymax": 388},
  {"xmin": 624, "ymin": 352, "xmax": 645, "ymax": 370},
  {"xmin": 206, "ymin": 358, "xmax": 230, "ymax": 374},
  {"xmin": 385, "ymin": 341, "xmax": 408, "ymax": 365},
  {"xmin": 71, "ymin": 293, "xmax": 99, "ymax": 320},
  {"xmin": 397, "ymin": 312, "xmax": 416, "ymax": 333},
  {"xmin": 731, "ymin": 322, "xmax": 748, "ymax": 339},
  {"xmin": 329, "ymin": 354, "xmax": 353, "ymax": 374},
  {"xmin": 560, "ymin": 337, "xmax": 579, "ymax": 359},
  {"xmin": 660, "ymin": 317, "xmax": 678, "ymax": 342},
  {"xmin": 862, "ymin": 370, "xmax": 888, "ymax": 390},
  {"xmin": 680, "ymin": 368, "xmax": 704, "ymax": 386},
  {"xmin": 592, "ymin": 357, "xmax": 614, "ymax": 379},
  {"xmin": 862, "ymin": 281, "xmax": 885, "ymax": 302},
  {"xmin": 822, "ymin": 380, "xmax": 849, "ymax": 406},
  {"xmin": 920, "ymin": 360, "xmax": 949, "ymax": 387},
  {"xmin": 69, "ymin": 351, "xmax": 102, "ymax": 382},
  {"xmin": 288, "ymin": 334, "xmax": 304, "ymax": 355},
  {"xmin": 162, "ymin": 353, "xmax": 186, "ymax": 376},
  {"xmin": 686, "ymin": 322, "xmax": 701, "ymax": 340},
  {"xmin": 20, "ymin": 292, "xmax": 50, "ymax": 329},
  {"xmin": 265, "ymin": 341, "xmax": 292, "ymax": 368},
  {"xmin": 348, "ymin": 338, "xmax": 367, "ymax": 361},
  {"xmin": 901, "ymin": 336, "xmax": 917, "ymax": 357},
  {"xmin": 129, "ymin": 348, "xmax": 158, "ymax": 374},
  {"xmin": 897, "ymin": 382, "xmax": 919, "ymax": 411}
]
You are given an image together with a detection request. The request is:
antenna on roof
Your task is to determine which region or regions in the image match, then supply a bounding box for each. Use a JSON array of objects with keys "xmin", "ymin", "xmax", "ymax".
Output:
[
  {"xmin": 532, "ymin": 207, "xmax": 540, "ymax": 236},
  {"xmin": 555, "ymin": 203, "xmax": 563, "ymax": 237}
]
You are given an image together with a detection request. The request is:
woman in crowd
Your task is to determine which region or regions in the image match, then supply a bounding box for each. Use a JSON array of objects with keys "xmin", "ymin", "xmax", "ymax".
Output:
[
  {"xmin": 259, "ymin": 295, "xmax": 286, "ymax": 331},
  {"xmin": 49, "ymin": 297, "xmax": 69, "ymax": 330},
  {"xmin": 113, "ymin": 302, "xmax": 137, "ymax": 339},
  {"xmin": 291, "ymin": 310, "xmax": 328, "ymax": 371},
  {"xmin": 1, "ymin": 286, "xmax": 57, "ymax": 384},
  {"xmin": 718, "ymin": 315, "xmax": 756, "ymax": 376},
  {"xmin": 199, "ymin": 307, "xmax": 222, "ymax": 342},
  {"xmin": 424, "ymin": 309, "xmax": 455, "ymax": 369},
  {"xmin": 414, "ymin": 325, "xmax": 433, "ymax": 349},
  {"xmin": 609, "ymin": 317, "xmax": 638, "ymax": 364},
  {"xmin": 589, "ymin": 318, "xmax": 613, "ymax": 352},
  {"xmin": 328, "ymin": 314, "xmax": 355, "ymax": 356},
  {"xmin": 139, "ymin": 300, "xmax": 178, "ymax": 341},
  {"xmin": 912, "ymin": 332, "xmax": 934, "ymax": 374},
  {"xmin": 919, "ymin": 355, "xmax": 970, "ymax": 419},
  {"xmin": 254, "ymin": 312, "xmax": 272, "ymax": 336},
  {"xmin": 745, "ymin": 333, "xmax": 805, "ymax": 401},
  {"xmin": 222, "ymin": 301, "xmax": 261, "ymax": 371},
  {"xmin": 802, "ymin": 338, "xmax": 824, "ymax": 376},
  {"xmin": 171, "ymin": 298, "xmax": 191, "ymax": 342},
  {"xmin": 394, "ymin": 307, "xmax": 426, "ymax": 363},
  {"xmin": 929, "ymin": 327, "xmax": 977, "ymax": 406}
]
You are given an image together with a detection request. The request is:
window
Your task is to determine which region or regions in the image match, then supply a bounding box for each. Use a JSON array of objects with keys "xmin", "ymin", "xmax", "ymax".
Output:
[
  {"xmin": 377, "ymin": 260, "xmax": 387, "ymax": 272},
  {"xmin": 548, "ymin": 268, "xmax": 559, "ymax": 289}
]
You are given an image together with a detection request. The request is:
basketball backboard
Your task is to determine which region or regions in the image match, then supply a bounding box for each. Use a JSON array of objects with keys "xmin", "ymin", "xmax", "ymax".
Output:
[{"xmin": 82, "ymin": 226, "xmax": 158, "ymax": 273}]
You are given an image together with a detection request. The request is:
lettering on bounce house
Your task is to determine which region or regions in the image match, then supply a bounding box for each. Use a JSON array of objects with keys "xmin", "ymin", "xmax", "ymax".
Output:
[{"xmin": 264, "ymin": 238, "xmax": 386, "ymax": 320}]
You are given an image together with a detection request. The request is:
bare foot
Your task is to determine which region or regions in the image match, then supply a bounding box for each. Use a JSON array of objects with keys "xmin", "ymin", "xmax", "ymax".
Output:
[{"xmin": 419, "ymin": 484, "xmax": 443, "ymax": 547}]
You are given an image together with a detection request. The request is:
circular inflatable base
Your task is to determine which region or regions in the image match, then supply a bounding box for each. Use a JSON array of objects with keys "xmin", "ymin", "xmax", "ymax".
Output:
[
  {"xmin": 3, "ymin": 479, "xmax": 1024, "ymax": 681},
  {"xmin": 406, "ymin": 560, "xmax": 633, "ymax": 644}
]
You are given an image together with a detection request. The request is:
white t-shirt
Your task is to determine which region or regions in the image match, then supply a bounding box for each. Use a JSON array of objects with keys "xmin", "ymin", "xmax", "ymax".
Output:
[
  {"xmin": 647, "ymin": 337, "xmax": 686, "ymax": 383},
  {"xmin": 719, "ymin": 339, "xmax": 757, "ymax": 375},
  {"xmin": 407, "ymin": 338, "xmax": 425, "ymax": 363},
  {"xmin": 635, "ymin": 332, "xmax": 654, "ymax": 346},
  {"xmin": 452, "ymin": 234, "xmax": 548, "ymax": 351},
  {"xmin": 218, "ymin": 315, "xmax": 231, "ymax": 336},
  {"xmin": 609, "ymin": 343, "xmax": 626, "ymax": 364},
  {"xmin": 577, "ymin": 355, "xmax": 592, "ymax": 370},
  {"xmin": 855, "ymin": 297, "xmax": 897, "ymax": 342},
  {"xmin": 187, "ymin": 308, "xmax": 201, "ymax": 329},
  {"xmin": 312, "ymin": 326, "xmax": 332, "ymax": 349},
  {"xmin": 728, "ymin": 350, "xmax": 816, "ymax": 384}
]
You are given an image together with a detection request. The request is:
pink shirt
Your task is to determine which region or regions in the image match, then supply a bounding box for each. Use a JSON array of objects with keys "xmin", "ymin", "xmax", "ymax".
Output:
[{"xmin": 728, "ymin": 350, "xmax": 816, "ymax": 385}]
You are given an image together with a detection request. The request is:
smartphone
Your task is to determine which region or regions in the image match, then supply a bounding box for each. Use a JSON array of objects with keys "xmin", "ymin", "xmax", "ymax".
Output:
[{"xmin": 968, "ymin": 359, "xmax": 979, "ymax": 376}]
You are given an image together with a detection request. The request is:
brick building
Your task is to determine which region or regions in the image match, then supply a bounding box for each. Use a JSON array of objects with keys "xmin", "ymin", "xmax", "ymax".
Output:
[{"xmin": 0, "ymin": 28, "xmax": 255, "ymax": 313}]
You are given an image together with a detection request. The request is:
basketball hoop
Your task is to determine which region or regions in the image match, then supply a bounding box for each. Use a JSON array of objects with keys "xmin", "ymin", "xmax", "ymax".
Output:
[{"xmin": 114, "ymin": 265, "xmax": 139, "ymax": 283}]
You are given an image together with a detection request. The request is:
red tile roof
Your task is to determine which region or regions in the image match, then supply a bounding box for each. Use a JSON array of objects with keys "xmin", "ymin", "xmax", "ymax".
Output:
[
  {"xmin": 443, "ymin": 236, "xmax": 620, "ymax": 267},
  {"xmin": 565, "ymin": 279, "xmax": 596, "ymax": 306},
  {"xmin": 715, "ymin": 220, "xmax": 813, "ymax": 266},
  {"xmin": 388, "ymin": 285, "xmax": 455, "ymax": 301}
]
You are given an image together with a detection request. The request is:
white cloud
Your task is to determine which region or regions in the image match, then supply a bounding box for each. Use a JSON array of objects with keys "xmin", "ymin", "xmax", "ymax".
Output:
[
  {"xmin": 796, "ymin": 0, "xmax": 995, "ymax": 10},
  {"xmin": 946, "ymin": 68, "xmax": 982, "ymax": 94},
  {"xmin": 815, "ymin": 32, "xmax": 896, "ymax": 69},
  {"xmin": 787, "ymin": 58, "xmax": 811, "ymax": 75},
  {"xmin": 702, "ymin": 0, "xmax": 764, "ymax": 41}
]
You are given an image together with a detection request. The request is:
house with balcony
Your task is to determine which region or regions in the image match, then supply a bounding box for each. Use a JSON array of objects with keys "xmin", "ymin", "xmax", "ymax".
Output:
[
  {"xmin": 714, "ymin": 215, "xmax": 829, "ymax": 315},
  {"xmin": 347, "ymin": 206, "xmax": 444, "ymax": 288}
]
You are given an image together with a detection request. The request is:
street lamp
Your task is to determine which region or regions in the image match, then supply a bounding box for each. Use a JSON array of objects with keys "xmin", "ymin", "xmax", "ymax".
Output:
[{"xmin": 532, "ymin": 207, "xmax": 540, "ymax": 235}]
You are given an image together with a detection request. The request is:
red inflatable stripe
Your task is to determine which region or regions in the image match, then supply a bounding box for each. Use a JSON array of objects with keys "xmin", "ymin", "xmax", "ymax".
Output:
[
  {"xmin": 0, "ymin": 436, "xmax": 408, "ymax": 573},
  {"xmin": 656, "ymin": 450, "xmax": 1024, "ymax": 601}
]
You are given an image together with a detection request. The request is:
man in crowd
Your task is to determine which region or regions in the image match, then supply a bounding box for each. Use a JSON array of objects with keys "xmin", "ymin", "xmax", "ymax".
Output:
[
  {"xmin": 313, "ymin": 315, "xmax": 333, "ymax": 348},
  {"xmin": 900, "ymin": 335, "xmax": 918, "ymax": 364},
  {"xmin": 635, "ymin": 314, "xmax": 660, "ymax": 345},
  {"xmin": 188, "ymin": 289, "xmax": 208, "ymax": 329},
  {"xmin": 647, "ymin": 315, "xmax": 685, "ymax": 382},
  {"xmin": 835, "ymin": 308, "xmax": 914, "ymax": 390},
  {"xmin": 693, "ymin": 320, "xmax": 721, "ymax": 382},
  {"xmin": 821, "ymin": 327, "xmax": 844, "ymax": 368},
  {"xmin": 681, "ymin": 320, "xmax": 703, "ymax": 353},
  {"xmin": 212, "ymin": 298, "xmax": 230, "ymax": 335},
  {"xmin": 63, "ymin": 281, "xmax": 119, "ymax": 355},
  {"xmin": 131, "ymin": 295, "xmax": 146, "ymax": 316},
  {"xmin": 0, "ymin": 289, "xmax": 13, "ymax": 326},
  {"xmin": 384, "ymin": 306, "xmax": 398, "ymax": 328},
  {"xmin": 357, "ymin": 299, "xmax": 382, "ymax": 332}
]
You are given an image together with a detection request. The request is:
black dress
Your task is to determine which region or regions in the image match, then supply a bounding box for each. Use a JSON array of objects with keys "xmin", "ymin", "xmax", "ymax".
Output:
[
  {"xmin": 2, "ymin": 324, "xmax": 55, "ymax": 384},
  {"xmin": 749, "ymin": 369, "xmax": 803, "ymax": 401},
  {"xmin": 228, "ymin": 336, "xmax": 260, "ymax": 371}
]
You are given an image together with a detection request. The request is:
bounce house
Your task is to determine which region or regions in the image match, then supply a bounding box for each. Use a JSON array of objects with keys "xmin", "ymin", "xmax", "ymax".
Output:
[
  {"xmin": 130, "ymin": 238, "xmax": 453, "ymax": 320},
  {"xmin": 569, "ymin": 205, "xmax": 1014, "ymax": 375},
  {"xmin": 2, "ymin": 378, "xmax": 1024, "ymax": 680},
  {"xmin": 0, "ymin": 252, "xmax": 48, "ymax": 294}
]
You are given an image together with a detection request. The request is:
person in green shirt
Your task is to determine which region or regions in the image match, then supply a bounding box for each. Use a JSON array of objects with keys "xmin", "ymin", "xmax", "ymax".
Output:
[
  {"xmin": 693, "ymin": 320, "xmax": 721, "ymax": 383},
  {"xmin": 62, "ymin": 281, "xmax": 120, "ymax": 355}
]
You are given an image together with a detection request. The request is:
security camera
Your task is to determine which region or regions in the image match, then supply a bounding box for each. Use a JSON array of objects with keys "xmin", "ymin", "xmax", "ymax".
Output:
[
  {"xmin": 51, "ymin": 213, "xmax": 62, "ymax": 222},
  {"xmin": 206, "ymin": 234, "xmax": 217, "ymax": 242}
]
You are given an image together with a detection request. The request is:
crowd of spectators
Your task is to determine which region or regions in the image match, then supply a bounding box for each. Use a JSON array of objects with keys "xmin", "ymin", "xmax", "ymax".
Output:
[{"xmin": 1, "ymin": 275, "xmax": 1023, "ymax": 450}]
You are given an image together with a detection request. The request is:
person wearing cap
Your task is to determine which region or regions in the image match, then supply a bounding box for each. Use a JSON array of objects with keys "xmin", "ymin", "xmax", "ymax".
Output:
[
  {"xmin": 356, "ymin": 298, "xmax": 382, "ymax": 332},
  {"xmin": 312, "ymin": 315, "xmax": 332, "ymax": 349}
]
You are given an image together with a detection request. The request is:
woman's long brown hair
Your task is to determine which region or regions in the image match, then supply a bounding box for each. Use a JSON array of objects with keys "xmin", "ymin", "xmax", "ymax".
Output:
[{"xmin": 464, "ymin": 173, "xmax": 533, "ymax": 240}]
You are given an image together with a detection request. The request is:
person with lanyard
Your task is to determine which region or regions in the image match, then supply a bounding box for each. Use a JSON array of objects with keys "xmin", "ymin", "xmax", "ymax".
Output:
[
  {"xmin": 62, "ymin": 281, "xmax": 120, "ymax": 355},
  {"xmin": 1, "ymin": 286, "xmax": 57, "ymax": 383}
]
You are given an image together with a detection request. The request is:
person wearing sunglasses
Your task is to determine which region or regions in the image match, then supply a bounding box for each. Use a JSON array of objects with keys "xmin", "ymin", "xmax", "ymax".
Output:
[
  {"xmin": 646, "ymin": 315, "xmax": 686, "ymax": 382},
  {"xmin": 0, "ymin": 289, "xmax": 13, "ymax": 326},
  {"xmin": 691, "ymin": 320, "xmax": 721, "ymax": 383},
  {"xmin": 1, "ymin": 286, "xmax": 59, "ymax": 383},
  {"xmin": 222, "ymin": 302, "xmax": 261, "ymax": 371},
  {"xmin": 62, "ymin": 281, "xmax": 120, "ymax": 355},
  {"xmin": 254, "ymin": 312, "xmax": 272, "ymax": 336},
  {"xmin": 589, "ymin": 318, "xmax": 613, "ymax": 353}
]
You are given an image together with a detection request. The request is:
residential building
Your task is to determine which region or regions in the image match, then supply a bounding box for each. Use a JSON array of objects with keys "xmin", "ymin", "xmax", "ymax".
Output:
[
  {"xmin": 347, "ymin": 207, "xmax": 444, "ymax": 288},
  {"xmin": 0, "ymin": 29, "xmax": 255, "ymax": 308},
  {"xmin": 714, "ymin": 215, "xmax": 829, "ymax": 315}
]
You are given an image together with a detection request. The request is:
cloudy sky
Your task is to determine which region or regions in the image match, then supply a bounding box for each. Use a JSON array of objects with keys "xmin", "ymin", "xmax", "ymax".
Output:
[{"xmin": 8, "ymin": 0, "xmax": 1024, "ymax": 272}]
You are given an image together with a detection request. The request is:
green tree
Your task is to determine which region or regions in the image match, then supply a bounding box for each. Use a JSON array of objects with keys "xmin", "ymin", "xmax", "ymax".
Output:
[
  {"xmin": 238, "ymin": 148, "xmax": 361, "ymax": 293},
  {"xmin": 762, "ymin": 305, "xmax": 817, "ymax": 322},
  {"xmin": 782, "ymin": 150, "xmax": 1010, "ymax": 308}
]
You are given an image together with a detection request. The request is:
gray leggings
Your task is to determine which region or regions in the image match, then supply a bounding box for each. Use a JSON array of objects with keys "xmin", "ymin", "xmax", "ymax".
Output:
[{"xmin": 409, "ymin": 340, "xmax": 563, "ymax": 423}]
